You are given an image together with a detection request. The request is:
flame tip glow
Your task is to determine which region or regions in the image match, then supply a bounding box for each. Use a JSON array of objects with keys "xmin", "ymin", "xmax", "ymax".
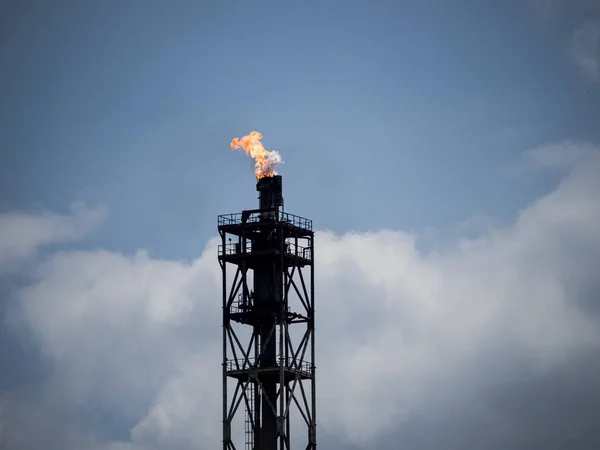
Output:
[{"xmin": 229, "ymin": 130, "xmax": 283, "ymax": 180}]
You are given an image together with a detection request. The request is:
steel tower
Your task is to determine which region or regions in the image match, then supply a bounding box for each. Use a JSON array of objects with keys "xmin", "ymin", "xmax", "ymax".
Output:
[{"xmin": 218, "ymin": 175, "xmax": 316, "ymax": 450}]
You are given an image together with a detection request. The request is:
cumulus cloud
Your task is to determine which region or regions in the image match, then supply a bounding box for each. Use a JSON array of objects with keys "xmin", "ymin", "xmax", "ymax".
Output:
[
  {"xmin": 527, "ymin": 140, "xmax": 598, "ymax": 169},
  {"xmin": 0, "ymin": 201, "xmax": 107, "ymax": 272},
  {"xmin": 2, "ymin": 142, "xmax": 600, "ymax": 449}
]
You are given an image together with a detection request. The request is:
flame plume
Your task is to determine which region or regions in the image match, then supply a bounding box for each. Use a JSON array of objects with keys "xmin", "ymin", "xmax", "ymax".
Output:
[{"xmin": 230, "ymin": 131, "xmax": 282, "ymax": 180}]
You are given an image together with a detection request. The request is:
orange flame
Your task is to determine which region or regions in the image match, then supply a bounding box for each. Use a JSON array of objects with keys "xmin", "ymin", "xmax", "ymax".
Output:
[{"xmin": 230, "ymin": 131, "xmax": 282, "ymax": 180}]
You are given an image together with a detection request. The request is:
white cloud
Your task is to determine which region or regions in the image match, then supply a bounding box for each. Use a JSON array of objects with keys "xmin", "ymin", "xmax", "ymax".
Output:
[
  {"xmin": 527, "ymin": 140, "xmax": 598, "ymax": 169},
  {"xmin": 2, "ymin": 142, "xmax": 600, "ymax": 449},
  {"xmin": 0, "ymin": 201, "xmax": 107, "ymax": 272},
  {"xmin": 17, "ymin": 241, "xmax": 221, "ymax": 415}
]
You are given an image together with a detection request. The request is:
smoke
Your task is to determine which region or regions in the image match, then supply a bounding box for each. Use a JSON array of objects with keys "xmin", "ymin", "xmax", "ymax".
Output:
[{"xmin": 230, "ymin": 131, "xmax": 283, "ymax": 179}]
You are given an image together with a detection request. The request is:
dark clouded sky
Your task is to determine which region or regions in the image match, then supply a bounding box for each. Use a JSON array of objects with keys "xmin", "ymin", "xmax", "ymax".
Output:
[{"xmin": 1, "ymin": 1, "xmax": 600, "ymax": 449}]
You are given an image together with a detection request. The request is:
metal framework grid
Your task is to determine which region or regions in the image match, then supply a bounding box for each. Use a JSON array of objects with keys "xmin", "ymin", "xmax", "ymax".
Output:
[{"xmin": 218, "ymin": 206, "xmax": 316, "ymax": 450}]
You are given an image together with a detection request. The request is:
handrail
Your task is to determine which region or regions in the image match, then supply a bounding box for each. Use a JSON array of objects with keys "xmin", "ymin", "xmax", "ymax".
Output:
[
  {"xmin": 219, "ymin": 242, "xmax": 253, "ymax": 256},
  {"xmin": 218, "ymin": 210, "xmax": 312, "ymax": 231},
  {"xmin": 218, "ymin": 242, "xmax": 312, "ymax": 260},
  {"xmin": 225, "ymin": 357, "xmax": 312, "ymax": 376}
]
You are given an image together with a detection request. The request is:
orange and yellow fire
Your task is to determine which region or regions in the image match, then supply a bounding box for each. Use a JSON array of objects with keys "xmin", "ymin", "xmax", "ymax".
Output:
[{"xmin": 230, "ymin": 131, "xmax": 282, "ymax": 180}]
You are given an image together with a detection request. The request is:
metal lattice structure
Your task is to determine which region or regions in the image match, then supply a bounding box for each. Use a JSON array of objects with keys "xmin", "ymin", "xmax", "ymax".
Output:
[{"xmin": 218, "ymin": 175, "xmax": 316, "ymax": 450}]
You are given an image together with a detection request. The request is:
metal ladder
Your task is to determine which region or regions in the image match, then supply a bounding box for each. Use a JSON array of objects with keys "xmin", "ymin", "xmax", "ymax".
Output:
[{"xmin": 245, "ymin": 382, "xmax": 254, "ymax": 450}]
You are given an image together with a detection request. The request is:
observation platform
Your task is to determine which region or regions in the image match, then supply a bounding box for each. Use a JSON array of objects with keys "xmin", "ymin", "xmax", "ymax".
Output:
[
  {"xmin": 225, "ymin": 357, "xmax": 313, "ymax": 382},
  {"xmin": 218, "ymin": 240, "xmax": 312, "ymax": 267},
  {"xmin": 218, "ymin": 209, "xmax": 313, "ymax": 238}
]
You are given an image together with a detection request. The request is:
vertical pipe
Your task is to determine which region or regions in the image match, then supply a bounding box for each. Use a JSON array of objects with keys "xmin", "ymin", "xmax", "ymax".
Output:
[
  {"xmin": 279, "ymin": 228, "xmax": 285, "ymax": 450},
  {"xmin": 254, "ymin": 332, "xmax": 261, "ymax": 449},
  {"xmin": 286, "ymin": 382, "xmax": 291, "ymax": 449},
  {"xmin": 222, "ymin": 231, "xmax": 228, "ymax": 450},
  {"xmin": 284, "ymin": 268, "xmax": 291, "ymax": 449},
  {"xmin": 255, "ymin": 176, "xmax": 283, "ymax": 450},
  {"xmin": 310, "ymin": 232, "xmax": 317, "ymax": 448}
]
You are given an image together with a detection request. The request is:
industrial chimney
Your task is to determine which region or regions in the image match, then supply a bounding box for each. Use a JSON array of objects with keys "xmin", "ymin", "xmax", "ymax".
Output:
[
  {"xmin": 257, "ymin": 175, "xmax": 283, "ymax": 210},
  {"xmin": 218, "ymin": 175, "xmax": 316, "ymax": 450}
]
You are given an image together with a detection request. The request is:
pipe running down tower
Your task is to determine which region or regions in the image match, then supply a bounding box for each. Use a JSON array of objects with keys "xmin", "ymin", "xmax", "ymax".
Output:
[{"xmin": 218, "ymin": 175, "xmax": 316, "ymax": 450}]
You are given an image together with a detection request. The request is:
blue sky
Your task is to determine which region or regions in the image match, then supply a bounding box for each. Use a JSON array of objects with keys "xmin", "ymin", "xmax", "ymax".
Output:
[
  {"xmin": 1, "ymin": 1, "xmax": 600, "ymax": 449},
  {"xmin": 2, "ymin": 0, "xmax": 598, "ymax": 260}
]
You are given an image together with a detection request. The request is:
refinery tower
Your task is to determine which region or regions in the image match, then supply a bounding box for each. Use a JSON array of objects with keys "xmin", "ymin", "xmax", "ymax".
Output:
[{"xmin": 218, "ymin": 169, "xmax": 316, "ymax": 450}]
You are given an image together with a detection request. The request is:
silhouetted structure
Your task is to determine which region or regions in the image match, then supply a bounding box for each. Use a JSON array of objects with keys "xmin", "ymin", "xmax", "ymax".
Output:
[{"xmin": 218, "ymin": 175, "xmax": 316, "ymax": 450}]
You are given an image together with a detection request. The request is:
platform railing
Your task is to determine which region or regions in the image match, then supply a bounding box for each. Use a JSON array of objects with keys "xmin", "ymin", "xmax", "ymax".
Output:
[
  {"xmin": 285, "ymin": 242, "xmax": 312, "ymax": 260},
  {"xmin": 286, "ymin": 359, "xmax": 312, "ymax": 376},
  {"xmin": 230, "ymin": 295, "xmax": 254, "ymax": 315},
  {"xmin": 280, "ymin": 212, "xmax": 312, "ymax": 231},
  {"xmin": 225, "ymin": 357, "xmax": 312, "ymax": 377},
  {"xmin": 219, "ymin": 242, "xmax": 253, "ymax": 256},
  {"xmin": 218, "ymin": 242, "xmax": 312, "ymax": 261},
  {"xmin": 218, "ymin": 210, "xmax": 312, "ymax": 231}
]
